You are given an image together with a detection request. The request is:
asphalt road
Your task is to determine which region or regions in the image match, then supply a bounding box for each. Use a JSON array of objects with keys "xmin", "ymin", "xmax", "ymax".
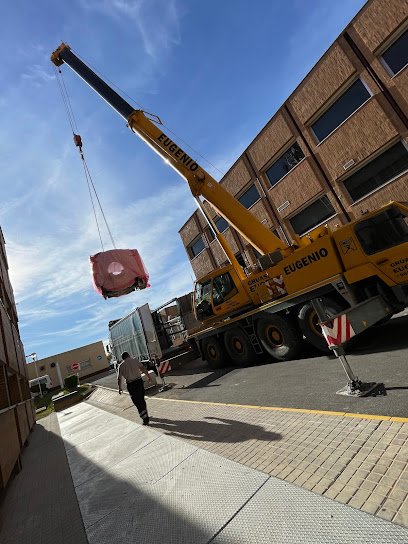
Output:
[{"xmin": 88, "ymin": 311, "xmax": 408, "ymax": 418}]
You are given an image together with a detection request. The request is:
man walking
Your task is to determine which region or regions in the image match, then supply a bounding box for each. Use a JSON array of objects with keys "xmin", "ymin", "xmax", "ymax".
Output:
[{"xmin": 118, "ymin": 352, "xmax": 152, "ymax": 425}]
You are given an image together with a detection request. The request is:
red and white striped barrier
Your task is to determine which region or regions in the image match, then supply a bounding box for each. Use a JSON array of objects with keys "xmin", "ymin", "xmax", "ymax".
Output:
[
  {"xmin": 265, "ymin": 275, "xmax": 287, "ymax": 297},
  {"xmin": 157, "ymin": 360, "xmax": 171, "ymax": 375},
  {"xmin": 321, "ymin": 314, "xmax": 355, "ymax": 347},
  {"xmin": 273, "ymin": 275, "xmax": 287, "ymax": 295}
]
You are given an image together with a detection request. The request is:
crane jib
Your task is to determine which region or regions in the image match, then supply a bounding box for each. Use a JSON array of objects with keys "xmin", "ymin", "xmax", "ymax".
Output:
[{"xmin": 157, "ymin": 133, "xmax": 199, "ymax": 172}]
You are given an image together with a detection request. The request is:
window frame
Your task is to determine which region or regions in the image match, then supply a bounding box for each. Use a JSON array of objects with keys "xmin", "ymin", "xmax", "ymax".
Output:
[
  {"xmin": 264, "ymin": 141, "xmax": 306, "ymax": 189},
  {"xmin": 354, "ymin": 206, "xmax": 408, "ymax": 256},
  {"xmin": 214, "ymin": 215, "xmax": 229, "ymax": 233},
  {"xmin": 237, "ymin": 184, "xmax": 261, "ymax": 210},
  {"xmin": 234, "ymin": 252, "xmax": 246, "ymax": 268},
  {"xmin": 212, "ymin": 272, "xmax": 239, "ymax": 307},
  {"xmin": 340, "ymin": 140, "xmax": 408, "ymax": 206},
  {"xmin": 310, "ymin": 77, "xmax": 373, "ymax": 145},
  {"xmin": 288, "ymin": 195, "xmax": 337, "ymax": 236},
  {"xmin": 194, "ymin": 278, "xmax": 214, "ymax": 319},
  {"xmin": 380, "ymin": 26, "xmax": 408, "ymax": 78},
  {"xmin": 189, "ymin": 235, "xmax": 206, "ymax": 259},
  {"xmin": 205, "ymin": 228, "xmax": 215, "ymax": 244}
]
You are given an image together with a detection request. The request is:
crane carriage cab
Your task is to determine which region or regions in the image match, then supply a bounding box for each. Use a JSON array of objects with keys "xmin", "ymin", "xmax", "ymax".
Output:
[{"xmin": 193, "ymin": 265, "xmax": 253, "ymax": 322}]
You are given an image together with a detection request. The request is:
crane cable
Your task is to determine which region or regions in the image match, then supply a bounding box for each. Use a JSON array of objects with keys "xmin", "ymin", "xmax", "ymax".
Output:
[
  {"xmin": 53, "ymin": 64, "xmax": 116, "ymax": 252},
  {"xmin": 71, "ymin": 48, "xmax": 226, "ymax": 179}
]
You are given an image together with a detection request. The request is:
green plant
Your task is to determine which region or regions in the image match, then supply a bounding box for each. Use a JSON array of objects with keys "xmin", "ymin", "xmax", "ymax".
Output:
[{"xmin": 64, "ymin": 374, "xmax": 79, "ymax": 390}]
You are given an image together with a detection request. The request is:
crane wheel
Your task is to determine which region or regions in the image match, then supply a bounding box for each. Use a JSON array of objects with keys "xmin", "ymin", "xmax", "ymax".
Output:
[
  {"xmin": 223, "ymin": 327, "xmax": 257, "ymax": 366},
  {"xmin": 256, "ymin": 314, "xmax": 303, "ymax": 361},
  {"xmin": 298, "ymin": 298, "xmax": 344, "ymax": 353},
  {"xmin": 202, "ymin": 337, "xmax": 228, "ymax": 369}
]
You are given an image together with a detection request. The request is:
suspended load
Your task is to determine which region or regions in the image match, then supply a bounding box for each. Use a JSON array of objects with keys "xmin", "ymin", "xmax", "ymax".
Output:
[{"xmin": 90, "ymin": 249, "xmax": 149, "ymax": 299}]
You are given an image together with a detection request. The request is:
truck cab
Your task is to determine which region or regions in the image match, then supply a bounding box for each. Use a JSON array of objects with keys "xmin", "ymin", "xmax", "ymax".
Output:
[
  {"xmin": 194, "ymin": 265, "xmax": 252, "ymax": 322},
  {"xmin": 333, "ymin": 202, "xmax": 408, "ymax": 305}
]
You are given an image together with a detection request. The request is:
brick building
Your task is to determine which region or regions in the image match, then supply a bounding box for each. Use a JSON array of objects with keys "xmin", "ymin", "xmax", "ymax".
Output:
[
  {"xmin": 0, "ymin": 227, "xmax": 35, "ymax": 491},
  {"xmin": 179, "ymin": 0, "xmax": 408, "ymax": 280}
]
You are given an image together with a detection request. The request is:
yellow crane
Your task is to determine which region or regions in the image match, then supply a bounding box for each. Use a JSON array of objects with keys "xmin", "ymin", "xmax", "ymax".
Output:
[{"xmin": 51, "ymin": 43, "xmax": 408, "ymax": 370}]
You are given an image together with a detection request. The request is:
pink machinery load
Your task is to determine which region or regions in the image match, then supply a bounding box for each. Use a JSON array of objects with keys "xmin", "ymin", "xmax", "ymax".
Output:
[{"xmin": 90, "ymin": 249, "xmax": 149, "ymax": 299}]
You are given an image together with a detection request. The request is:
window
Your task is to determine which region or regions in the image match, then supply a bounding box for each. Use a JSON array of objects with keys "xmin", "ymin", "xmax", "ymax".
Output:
[
  {"xmin": 355, "ymin": 206, "xmax": 408, "ymax": 255},
  {"xmin": 289, "ymin": 196, "xmax": 335, "ymax": 235},
  {"xmin": 271, "ymin": 229, "xmax": 280, "ymax": 240},
  {"xmin": 381, "ymin": 28, "xmax": 408, "ymax": 76},
  {"xmin": 238, "ymin": 184, "xmax": 260, "ymax": 209},
  {"xmin": 234, "ymin": 252, "xmax": 246, "ymax": 268},
  {"xmin": 252, "ymin": 247, "xmax": 262, "ymax": 259},
  {"xmin": 212, "ymin": 273, "xmax": 239, "ymax": 306},
  {"xmin": 343, "ymin": 142, "xmax": 408, "ymax": 202},
  {"xmin": 265, "ymin": 142, "xmax": 305, "ymax": 187},
  {"xmin": 194, "ymin": 279, "xmax": 214, "ymax": 320},
  {"xmin": 215, "ymin": 216, "xmax": 229, "ymax": 233},
  {"xmin": 190, "ymin": 236, "xmax": 205, "ymax": 258},
  {"xmin": 206, "ymin": 228, "xmax": 215, "ymax": 242},
  {"xmin": 311, "ymin": 79, "xmax": 371, "ymax": 142}
]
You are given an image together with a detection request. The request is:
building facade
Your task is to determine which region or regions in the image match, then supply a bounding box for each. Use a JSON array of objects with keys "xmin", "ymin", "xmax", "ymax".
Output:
[
  {"xmin": 26, "ymin": 341, "xmax": 110, "ymax": 387},
  {"xmin": 179, "ymin": 0, "xmax": 408, "ymax": 280},
  {"xmin": 0, "ymin": 227, "xmax": 35, "ymax": 492}
]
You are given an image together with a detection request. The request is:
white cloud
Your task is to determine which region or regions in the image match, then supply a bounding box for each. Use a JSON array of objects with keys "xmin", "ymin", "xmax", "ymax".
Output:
[
  {"xmin": 21, "ymin": 65, "xmax": 55, "ymax": 87},
  {"xmin": 6, "ymin": 175, "xmax": 196, "ymax": 353},
  {"xmin": 80, "ymin": 0, "xmax": 182, "ymax": 59}
]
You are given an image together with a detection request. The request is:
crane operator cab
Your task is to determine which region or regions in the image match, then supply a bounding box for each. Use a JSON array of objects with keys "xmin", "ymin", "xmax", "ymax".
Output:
[
  {"xmin": 194, "ymin": 265, "xmax": 251, "ymax": 322},
  {"xmin": 333, "ymin": 202, "xmax": 408, "ymax": 292}
]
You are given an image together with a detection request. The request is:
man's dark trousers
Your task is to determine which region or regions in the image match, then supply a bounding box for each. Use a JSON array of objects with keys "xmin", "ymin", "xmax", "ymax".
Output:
[{"xmin": 127, "ymin": 379, "xmax": 149, "ymax": 422}]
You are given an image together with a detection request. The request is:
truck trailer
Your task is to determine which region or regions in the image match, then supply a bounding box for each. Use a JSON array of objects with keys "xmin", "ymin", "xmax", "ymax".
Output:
[{"xmin": 108, "ymin": 293, "xmax": 199, "ymax": 367}]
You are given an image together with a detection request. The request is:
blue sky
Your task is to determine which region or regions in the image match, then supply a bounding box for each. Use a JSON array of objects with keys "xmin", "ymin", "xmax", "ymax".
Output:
[{"xmin": 1, "ymin": 0, "xmax": 367, "ymax": 361}]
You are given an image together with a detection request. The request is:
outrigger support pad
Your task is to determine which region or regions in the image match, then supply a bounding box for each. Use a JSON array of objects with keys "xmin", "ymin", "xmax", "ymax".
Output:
[{"xmin": 311, "ymin": 298, "xmax": 381, "ymax": 397}]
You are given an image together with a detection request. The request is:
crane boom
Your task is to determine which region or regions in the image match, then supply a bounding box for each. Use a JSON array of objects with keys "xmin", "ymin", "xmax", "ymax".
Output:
[{"xmin": 51, "ymin": 43, "xmax": 289, "ymax": 257}]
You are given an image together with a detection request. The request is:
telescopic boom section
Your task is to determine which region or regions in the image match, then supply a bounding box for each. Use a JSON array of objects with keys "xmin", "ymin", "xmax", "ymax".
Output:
[{"xmin": 51, "ymin": 43, "xmax": 289, "ymax": 255}]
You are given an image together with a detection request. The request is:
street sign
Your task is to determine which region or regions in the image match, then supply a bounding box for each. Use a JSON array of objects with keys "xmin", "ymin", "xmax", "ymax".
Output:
[
  {"xmin": 97, "ymin": 355, "xmax": 102, "ymax": 360},
  {"xmin": 72, "ymin": 362, "xmax": 79, "ymax": 371}
]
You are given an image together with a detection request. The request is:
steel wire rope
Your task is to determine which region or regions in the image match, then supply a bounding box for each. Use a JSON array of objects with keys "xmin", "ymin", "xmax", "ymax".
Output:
[
  {"xmin": 71, "ymin": 48, "xmax": 226, "ymax": 178},
  {"xmin": 53, "ymin": 64, "xmax": 116, "ymax": 252}
]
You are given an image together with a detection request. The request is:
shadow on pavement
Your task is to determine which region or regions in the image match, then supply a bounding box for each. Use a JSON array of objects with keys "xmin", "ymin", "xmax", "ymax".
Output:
[
  {"xmin": 4, "ymin": 415, "xmax": 228, "ymax": 544},
  {"xmin": 346, "ymin": 315, "xmax": 408, "ymax": 355},
  {"xmin": 150, "ymin": 416, "xmax": 282, "ymax": 443}
]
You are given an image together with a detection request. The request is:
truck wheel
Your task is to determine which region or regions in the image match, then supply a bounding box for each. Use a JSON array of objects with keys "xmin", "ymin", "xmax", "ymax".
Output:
[
  {"xmin": 223, "ymin": 327, "xmax": 256, "ymax": 366},
  {"xmin": 201, "ymin": 337, "xmax": 228, "ymax": 369},
  {"xmin": 256, "ymin": 314, "xmax": 302, "ymax": 361},
  {"xmin": 298, "ymin": 298, "xmax": 343, "ymax": 353}
]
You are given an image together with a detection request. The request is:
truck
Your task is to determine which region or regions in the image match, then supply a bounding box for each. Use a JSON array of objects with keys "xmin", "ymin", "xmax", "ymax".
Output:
[
  {"xmin": 108, "ymin": 293, "xmax": 200, "ymax": 367},
  {"xmin": 51, "ymin": 44, "xmax": 408, "ymax": 371}
]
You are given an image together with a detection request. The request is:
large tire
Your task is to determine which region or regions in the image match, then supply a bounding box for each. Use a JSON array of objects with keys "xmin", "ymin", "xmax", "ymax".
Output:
[
  {"xmin": 202, "ymin": 337, "xmax": 228, "ymax": 369},
  {"xmin": 298, "ymin": 298, "xmax": 344, "ymax": 353},
  {"xmin": 223, "ymin": 327, "xmax": 257, "ymax": 366},
  {"xmin": 256, "ymin": 313, "xmax": 303, "ymax": 361}
]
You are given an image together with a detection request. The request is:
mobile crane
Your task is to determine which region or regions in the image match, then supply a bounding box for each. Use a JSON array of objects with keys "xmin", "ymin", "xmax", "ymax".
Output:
[{"xmin": 51, "ymin": 44, "xmax": 408, "ymax": 370}]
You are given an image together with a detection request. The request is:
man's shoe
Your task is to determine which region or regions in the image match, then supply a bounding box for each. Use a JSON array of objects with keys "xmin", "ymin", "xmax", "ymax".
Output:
[{"xmin": 143, "ymin": 417, "xmax": 150, "ymax": 426}]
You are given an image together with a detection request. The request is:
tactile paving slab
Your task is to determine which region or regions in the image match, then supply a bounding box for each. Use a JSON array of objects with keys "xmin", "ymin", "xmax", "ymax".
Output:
[
  {"xmin": 59, "ymin": 409, "xmax": 118, "ymax": 450},
  {"xmin": 72, "ymin": 431, "xmax": 199, "ymax": 528},
  {"xmin": 67, "ymin": 423, "xmax": 161, "ymax": 486},
  {"xmin": 86, "ymin": 448, "xmax": 268, "ymax": 544},
  {"xmin": 212, "ymin": 477, "xmax": 408, "ymax": 543},
  {"xmin": 59, "ymin": 403, "xmax": 408, "ymax": 544}
]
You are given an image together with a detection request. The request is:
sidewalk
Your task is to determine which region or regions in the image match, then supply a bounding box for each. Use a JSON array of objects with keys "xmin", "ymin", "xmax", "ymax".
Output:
[
  {"xmin": 89, "ymin": 386, "xmax": 408, "ymax": 527},
  {"xmin": 2, "ymin": 389, "xmax": 408, "ymax": 543},
  {"xmin": 0, "ymin": 412, "xmax": 87, "ymax": 544}
]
